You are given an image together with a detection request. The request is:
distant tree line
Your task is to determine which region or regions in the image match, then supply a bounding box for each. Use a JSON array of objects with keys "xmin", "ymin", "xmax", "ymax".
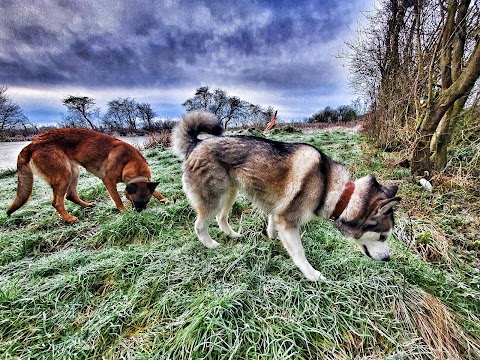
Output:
[
  {"xmin": 308, "ymin": 105, "xmax": 359, "ymax": 123},
  {"xmin": 1, "ymin": 85, "xmax": 362, "ymax": 140},
  {"xmin": 60, "ymin": 87, "xmax": 280, "ymax": 133},
  {"xmin": 60, "ymin": 95, "xmax": 174, "ymax": 135}
]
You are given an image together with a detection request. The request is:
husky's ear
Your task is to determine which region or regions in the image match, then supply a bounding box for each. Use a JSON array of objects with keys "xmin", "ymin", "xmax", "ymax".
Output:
[
  {"xmin": 126, "ymin": 183, "xmax": 138, "ymax": 194},
  {"xmin": 368, "ymin": 175, "xmax": 379, "ymax": 186},
  {"xmin": 386, "ymin": 185, "xmax": 399, "ymax": 197},
  {"xmin": 147, "ymin": 182, "xmax": 159, "ymax": 193},
  {"xmin": 377, "ymin": 197, "xmax": 401, "ymax": 215}
]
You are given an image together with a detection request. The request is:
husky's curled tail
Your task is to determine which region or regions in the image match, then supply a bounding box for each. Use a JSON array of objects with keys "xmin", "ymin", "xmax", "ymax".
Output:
[
  {"xmin": 171, "ymin": 111, "xmax": 223, "ymax": 159},
  {"xmin": 7, "ymin": 145, "xmax": 34, "ymax": 216}
]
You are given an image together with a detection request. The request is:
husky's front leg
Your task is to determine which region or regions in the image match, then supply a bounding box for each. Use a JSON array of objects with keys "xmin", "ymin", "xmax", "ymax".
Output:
[
  {"xmin": 267, "ymin": 214, "xmax": 278, "ymax": 239},
  {"xmin": 215, "ymin": 186, "xmax": 240, "ymax": 238},
  {"xmin": 195, "ymin": 216, "xmax": 219, "ymax": 249},
  {"xmin": 276, "ymin": 224, "xmax": 324, "ymax": 281}
]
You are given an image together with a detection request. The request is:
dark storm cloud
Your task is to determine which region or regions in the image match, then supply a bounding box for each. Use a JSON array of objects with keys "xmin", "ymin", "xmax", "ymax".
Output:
[
  {"xmin": 0, "ymin": 0, "xmax": 364, "ymax": 88},
  {"xmin": 242, "ymin": 62, "xmax": 339, "ymax": 91},
  {"xmin": 12, "ymin": 25, "xmax": 58, "ymax": 46},
  {"xmin": 1, "ymin": 0, "xmax": 373, "ymax": 122},
  {"xmin": 0, "ymin": 57, "xmax": 68, "ymax": 84}
]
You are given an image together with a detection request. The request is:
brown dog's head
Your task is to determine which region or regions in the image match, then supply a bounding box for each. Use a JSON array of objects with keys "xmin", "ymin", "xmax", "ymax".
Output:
[
  {"xmin": 335, "ymin": 176, "xmax": 401, "ymax": 261},
  {"xmin": 124, "ymin": 181, "xmax": 159, "ymax": 212}
]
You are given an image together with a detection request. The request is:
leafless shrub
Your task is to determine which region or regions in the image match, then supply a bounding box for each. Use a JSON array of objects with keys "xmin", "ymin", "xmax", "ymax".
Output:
[{"xmin": 144, "ymin": 130, "xmax": 171, "ymax": 149}]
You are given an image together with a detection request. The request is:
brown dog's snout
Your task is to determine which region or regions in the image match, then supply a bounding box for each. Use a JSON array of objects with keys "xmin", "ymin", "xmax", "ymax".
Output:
[{"xmin": 133, "ymin": 200, "xmax": 149, "ymax": 212}]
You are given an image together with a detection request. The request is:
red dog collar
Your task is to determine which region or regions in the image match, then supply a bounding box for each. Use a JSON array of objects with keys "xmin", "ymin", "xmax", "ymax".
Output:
[{"xmin": 330, "ymin": 182, "xmax": 355, "ymax": 220}]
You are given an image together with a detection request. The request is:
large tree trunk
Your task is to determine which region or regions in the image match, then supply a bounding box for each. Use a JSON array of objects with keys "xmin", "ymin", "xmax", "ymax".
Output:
[
  {"xmin": 431, "ymin": 96, "xmax": 469, "ymax": 170},
  {"xmin": 411, "ymin": 48, "xmax": 480, "ymax": 174},
  {"xmin": 411, "ymin": 0, "xmax": 480, "ymax": 175},
  {"xmin": 430, "ymin": 0, "xmax": 471, "ymax": 171},
  {"xmin": 430, "ymin": 0, "xmax": 473, "ymax": 171}
]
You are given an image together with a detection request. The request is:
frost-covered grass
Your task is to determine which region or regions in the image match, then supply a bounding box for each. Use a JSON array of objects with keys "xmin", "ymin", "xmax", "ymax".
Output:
[{"xmin": 0, "ymin": 128, "xmax": 478, "ymax": 359}]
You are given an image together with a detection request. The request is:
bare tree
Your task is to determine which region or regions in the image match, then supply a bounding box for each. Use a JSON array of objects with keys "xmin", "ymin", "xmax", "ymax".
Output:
[
  {"xmin": 0, "ymin": 86, "xmax": 30, "ymax": 136},
  {"xmin": 344, "ymin": 0, "xmax": 418, "ymax": 150},
  {"xmin": 103, "ymin": 98, "xmax": 139, "ymax": 133},
  {"xmin": 103, "ymin": 99, "xmax": 126, "ymax": 133},
  {"xmin": 137, "ymin": 102, "xmax": 156, "ymax": 131},
  {"xmin": 122, "ymin": 98, "xmax": 139, "ymax": 132},
  {"xmin": 210, "ymin": 89, "xmax": 229, "ymax": 117},
  {"xmin": 345, "ymin": 0, "xmax": 480, "ymax": 175},
  {"xmin": 182, "ymin": 86, "xmax": 212, "ymax": 111},
  {"xmin": 309, "ymin": 105, "xmax": 359, "ymax": 123},
  {"xmin": 412, "ymin": 0, "xmax": 480, "ymax": 174},
  {"xmin": 222, "ymin": 96, "xmax": 245, "ymax": 129},
  {"xmin": 183, "ymin": 87, "xmax": 276, "ymax": 129},
  {"xmin": 246, "ymin": 103, "xmax": 272, "ymax": 127},
  {"xmin": 61, "ymin": 95, "xmax": 99, "ymax": 129}
]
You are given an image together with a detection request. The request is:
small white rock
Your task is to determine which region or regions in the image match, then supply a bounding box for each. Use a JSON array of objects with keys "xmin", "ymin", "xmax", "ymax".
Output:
[{"xmin": 419, "ymin": 178, "xmax": 433, "ymax": 192}]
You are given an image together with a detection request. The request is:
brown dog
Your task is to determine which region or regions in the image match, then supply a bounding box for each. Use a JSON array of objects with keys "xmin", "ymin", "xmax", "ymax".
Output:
[{"xmin": 7, "ymin": 128, "xmax": 172, "ymax": 222}]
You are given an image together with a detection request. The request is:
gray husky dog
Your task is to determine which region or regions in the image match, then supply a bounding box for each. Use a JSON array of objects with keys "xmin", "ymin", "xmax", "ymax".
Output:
[{"xmin": 172, "ymin": 111, "xmax": 400, "ymax": 281}]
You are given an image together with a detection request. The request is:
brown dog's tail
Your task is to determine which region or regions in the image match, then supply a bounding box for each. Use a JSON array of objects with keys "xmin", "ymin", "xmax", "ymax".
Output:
[
  {"xmin": 7, "ymin": 145, "xmax": 34, "ymax": 216},
  {"xmin": 171, "ymin": 110, "xmax": 223, "ymax": 159}
]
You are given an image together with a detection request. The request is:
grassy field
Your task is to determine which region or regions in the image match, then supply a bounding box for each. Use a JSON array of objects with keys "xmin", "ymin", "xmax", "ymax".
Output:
[{"xmin": 0, "ymin": 127, "xmax": 479, "ymax": 359}]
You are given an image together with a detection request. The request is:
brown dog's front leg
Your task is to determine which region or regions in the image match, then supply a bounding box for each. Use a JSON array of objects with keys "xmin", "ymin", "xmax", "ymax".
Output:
[
  {"xmin": 153, "ymin": 190, "xmax": 174, "ymax": 204},
  {"xmin": 103, "ymin": 179, "xmax": 127, "ymax": 211}
]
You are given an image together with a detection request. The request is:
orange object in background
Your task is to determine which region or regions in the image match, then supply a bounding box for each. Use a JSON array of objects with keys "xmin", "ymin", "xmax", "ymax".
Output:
[{"xmin": 264, "ymin": 110, "xmax": 277, "ymax": 131}]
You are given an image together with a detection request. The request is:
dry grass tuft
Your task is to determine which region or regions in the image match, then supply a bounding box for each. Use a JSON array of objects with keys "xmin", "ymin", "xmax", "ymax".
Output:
[
  {"xmin": 432, "ymin": 173, "xmax": 480, "ymax": 196},
  {"xmin": 395, "ymin": 217, "xmax": 456, "ymax": 264},
  {"xmin": 395, "ymin": 287, "xmax": 480, "ymax": 360}
]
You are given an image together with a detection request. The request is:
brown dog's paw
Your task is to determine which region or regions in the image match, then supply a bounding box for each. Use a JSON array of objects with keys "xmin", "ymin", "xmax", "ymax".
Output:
[{"xmin": 63, "ymin": 215, "xmax": 79, "ymax": 223}]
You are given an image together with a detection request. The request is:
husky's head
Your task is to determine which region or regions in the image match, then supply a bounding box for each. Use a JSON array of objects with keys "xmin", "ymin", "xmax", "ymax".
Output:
[{"xmin": 336, "ymin": 176, "xmax": 400, "ymax": 261}]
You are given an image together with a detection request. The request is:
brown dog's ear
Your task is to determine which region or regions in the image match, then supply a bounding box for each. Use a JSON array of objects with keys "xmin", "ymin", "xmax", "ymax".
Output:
[
  {"xmin": 147, "ymin": 182, "xmax": 159, "ymax": 193},
  {"xmin": 126, "ymin": 183, "xmax": 138, "ymax": 194},
  {"xmin": 377, "ymin": 197, "xmax": 401, "ymax": 215}
]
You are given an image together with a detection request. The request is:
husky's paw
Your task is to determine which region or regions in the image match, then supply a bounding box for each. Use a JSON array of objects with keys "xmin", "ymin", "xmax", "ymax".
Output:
[
  {"xmin": 266, "ymin": 219, "xmax": 277, "ymax": 239},
  {"xmin": 305, "ymin": 270, "xmax": 325, "ymax": 282},
  {"xmin": 228, "ymin": 230, "xmax": 241, "ymax": 238},
  {"xmin": 204, "ymin": 240, "xmax": 220, "ymax": 249},
  {"xmin": 267, "ymin": 228, "xmax": 277, "ymax": 239}
]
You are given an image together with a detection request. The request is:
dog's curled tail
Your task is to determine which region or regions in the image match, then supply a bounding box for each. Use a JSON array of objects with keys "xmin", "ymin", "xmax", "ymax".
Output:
[
  {"xmin": 7, "ymin": 145, "xmax": 34, "ymax": 216},
  {"xmin": 171, "ymin": 110, "xmax": 224, "ymax": 159}
]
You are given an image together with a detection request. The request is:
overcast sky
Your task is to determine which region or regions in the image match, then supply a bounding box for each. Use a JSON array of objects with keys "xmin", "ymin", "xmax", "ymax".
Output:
[{"xmin": 0, "ymin": 0, "xmax": 374, "ymax": 125}]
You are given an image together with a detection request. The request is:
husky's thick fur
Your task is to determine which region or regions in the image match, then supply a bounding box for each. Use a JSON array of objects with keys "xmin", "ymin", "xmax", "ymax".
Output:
[
  {"xmin": 172, "ymin": 111, "xmax": 400, "ymax": 281},
  {"xmin": 7, "ymin": 128, "xmax": 172, "ymax": 222}
]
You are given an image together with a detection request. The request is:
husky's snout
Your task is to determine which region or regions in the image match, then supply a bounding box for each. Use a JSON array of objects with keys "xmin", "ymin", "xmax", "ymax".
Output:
[{"xmin": 357, "ymin": 231, "xmax": 391, "ymax": 261}]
